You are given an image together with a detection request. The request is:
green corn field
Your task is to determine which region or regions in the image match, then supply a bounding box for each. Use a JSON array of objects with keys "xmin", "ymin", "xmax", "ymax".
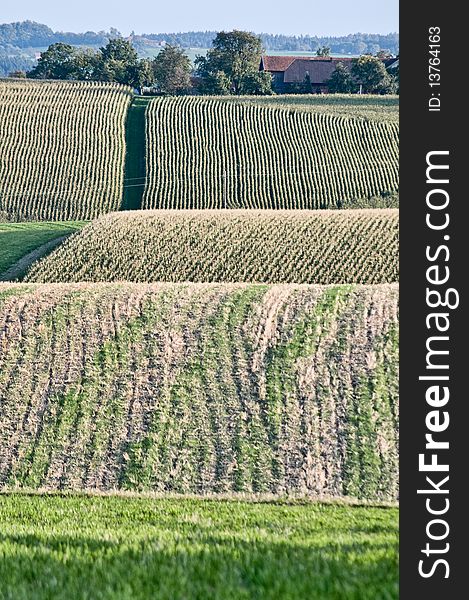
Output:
[
  {"xmin": 0, "ymin": 80, "xmax": 133, "ymax": 222},
  {"xmin": 143, "ymin": 96, "xmax": 399, "ymax": 210}
]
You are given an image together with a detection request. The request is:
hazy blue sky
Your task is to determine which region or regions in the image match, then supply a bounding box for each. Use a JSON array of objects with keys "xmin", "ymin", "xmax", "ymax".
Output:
[{"xmin": 2, "ymin": 1, "xmax": 398, "ymax": 36}]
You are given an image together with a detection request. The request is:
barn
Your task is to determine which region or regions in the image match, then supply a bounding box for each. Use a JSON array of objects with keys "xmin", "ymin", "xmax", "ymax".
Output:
[{"xmin": 260, "ymin": 55, "xmax": 398, "ymax": 93}]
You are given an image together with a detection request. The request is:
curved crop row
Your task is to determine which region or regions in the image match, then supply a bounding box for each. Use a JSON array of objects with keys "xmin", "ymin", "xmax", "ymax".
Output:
[
  {"xmin": 25, "ymin": 209, "xmax": 399, "ymax": 284},
  {"xmin": 0, "ymin": 79, "xmax": 133, "ymax": 221},
  {"xmin": 143, "ymin": 96, "xmax": 399, "ymax": 210},
  {"xmin": 0, "ymin": 282, "xmax": 399, "ymax": 500}
]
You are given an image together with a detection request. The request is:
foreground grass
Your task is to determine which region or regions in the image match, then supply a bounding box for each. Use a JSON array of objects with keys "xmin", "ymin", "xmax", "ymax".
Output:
[
  {"xmin": 0, "ymin": 222, "xmax": 85, "ymax": 276},
  {"xmin": 0, "ymin": 494, "xmax": 398, "ymax": 600}
]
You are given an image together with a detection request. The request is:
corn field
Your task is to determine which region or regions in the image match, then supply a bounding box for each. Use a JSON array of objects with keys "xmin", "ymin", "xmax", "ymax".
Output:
[
  {"xmin": 0, "ymin": 282, "xmax": 399, "ymax": 500},
  {"xmin": 0, "ymin": 80, "xmax": 133, "ymax": 222},
  {"xmin": 25, "ymin": 209, "xmax": 399, "ymax": 284},
  {"xmin": 143, "ymin": 96, "xmax": 399, "ymax": 210}
]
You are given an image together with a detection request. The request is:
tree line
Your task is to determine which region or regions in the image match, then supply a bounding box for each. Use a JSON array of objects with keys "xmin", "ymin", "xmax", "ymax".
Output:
[
  {"xmin": 14, "ymin": 31, "xmax": 397, "ymax": 96},
  {"xmin": 0, "ymin": 21, "xmax": 399, "ymax": 54}
]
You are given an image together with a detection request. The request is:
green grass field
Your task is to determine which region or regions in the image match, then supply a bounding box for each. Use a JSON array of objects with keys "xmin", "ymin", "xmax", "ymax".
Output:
[
  {"xmin": 0, "ymin": 222, "xmax": 85, "ymax": 277},
  {"xmin": 0, "ymin": 493, "xmax": 398, "ymax": 600},
  {"xmin": 122, "ymin": 97, "xmax": 152, "ymax": 211}
]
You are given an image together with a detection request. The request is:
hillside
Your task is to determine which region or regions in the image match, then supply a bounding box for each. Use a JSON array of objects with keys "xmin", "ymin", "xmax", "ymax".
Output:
[
  {"xmin": 143, "ymin": 97, "xmax": 399, "ymax": 210},
  {"xmin": 0, "ymin": 79, "xmax": 132, "ymax": 221},
  {"xmin": 0, "ymin": 21, "xmax": 400, "ymax": 76},
  {"xmin": 0, "ymin": 282, "xmax": 398, "ymax": 500},
  {"xmin": 25, "ymin": 209, "xmax": 399, "ymax": 284}
]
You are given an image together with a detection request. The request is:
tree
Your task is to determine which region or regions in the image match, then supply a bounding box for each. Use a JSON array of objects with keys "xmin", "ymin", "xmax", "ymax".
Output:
[
  {"xmin": 100, "ymin": 38, "xmax": 138, "ymax": 64},
  {"xmin": 152, "ymin": 45, "xmax": 191, "ymax": 94},
  {"xmin": 27, "ymin": 43, "xmax": 78, "ymax": 79},
  {"xmin": 125, "ymin": 59, "xmax": 154, "ymax": 90},
  {"xmin": 327, "ymin": 62, "xmax": 355, "ymax": 93},
  {"xmin": 96, "ymin": 39, "xmax": 139, "ymax": 85},
  {"xmin": 196, "ymin": 30, "xmax": 271, "ymax": 95},
  {"xmin": 351, "ymin": 55, "xmax": 394, "ymax": 94},
  {"xmin": 239, "ymin": 71, "xmax": 273, "ymax": 95},
  {"xmin": 316, "ymin": 46, "xmax": 331, "ymax": 57},
  {"xmin": 302, "ymin": 73, "xmax": 314, "ymax": 93},
  {"xmin": 72, "ymin": 49, "xmax": 100, "ymax": 80},
  {"xmin": 196, "ymin": 70, "xmax": 232, "ymax": 95}
]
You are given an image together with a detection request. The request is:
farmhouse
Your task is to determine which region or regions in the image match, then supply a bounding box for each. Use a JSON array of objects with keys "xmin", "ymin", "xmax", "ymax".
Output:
[{"xmin": 260, "ymin": 55, "xmax": 398, "ymax": 93}]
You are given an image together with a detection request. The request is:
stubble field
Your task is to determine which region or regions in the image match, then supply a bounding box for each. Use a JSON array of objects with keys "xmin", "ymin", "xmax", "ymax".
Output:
[{"xmin": 0, "ymin": 282, "xmax": 398, "ymax": 500}]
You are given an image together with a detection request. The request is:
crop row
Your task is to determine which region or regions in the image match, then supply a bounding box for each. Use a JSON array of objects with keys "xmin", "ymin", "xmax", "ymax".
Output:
[{"xmin": 218, "ymin": 93, "xmax": 400, "ymax": 123}]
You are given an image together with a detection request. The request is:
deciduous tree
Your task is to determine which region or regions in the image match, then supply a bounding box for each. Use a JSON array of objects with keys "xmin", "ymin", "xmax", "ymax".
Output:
[
  {"xmin": 327, "ymin": 62, "xmax": 355, "ymax": 93},
  {"xmin": 352, "ymin": 55, "xmax": 394, "ymax": 94},
  {"xmin": 316, "ymin": 46, "xmax": 331, "ymax": 57},
  {"xmin": 28, "ymin": 43, "xmax": 77, "ymax": 79},
  {"xmin": 152, "ymin": 45, "xmax": 191, "ymax": 94},
  {"xmin": 196, "ymin": 30, "xmax": 271, "ymax": 95}
]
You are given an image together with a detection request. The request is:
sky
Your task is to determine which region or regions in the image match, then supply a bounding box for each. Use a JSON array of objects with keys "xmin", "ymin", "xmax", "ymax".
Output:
[{"xmin": 2, "ymin": 1, "xmax": 398, "ymax": 36}]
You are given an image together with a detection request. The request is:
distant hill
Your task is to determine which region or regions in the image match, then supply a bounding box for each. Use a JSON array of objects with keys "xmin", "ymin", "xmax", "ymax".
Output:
[{"xmin": 0, "ymin": 21, "xmax": 399, "ymax": 76}]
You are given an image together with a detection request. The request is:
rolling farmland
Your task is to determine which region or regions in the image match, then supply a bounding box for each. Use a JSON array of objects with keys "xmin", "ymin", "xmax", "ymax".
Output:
[
  {"xmin": 0, "ymin": 80, "xmax": 132, "ymax": 222},
  {"xmin": 1, "ymin": 77, "xmax": 400, "ymax": 598},
  {"xmin": 0, "ymin": 282, "xmax": 398, "ymax": 500},
  {"xmin": 143, "ymin": 96, "xmax": 399, "ymax": 210},
  {"xmin": 25, "ymin": 209, "xmax": 399, "ymax": 284}
]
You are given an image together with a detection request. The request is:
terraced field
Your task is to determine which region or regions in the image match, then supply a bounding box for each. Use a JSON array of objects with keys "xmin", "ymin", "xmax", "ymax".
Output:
[
  {"xmin": 25, "ymin": 209, "xmax": 399, "ymax": 284},
  {"xmin": 0, "ymin": 282, "xmax": 398, "ymax": 500},
  {"xmin": 0, "ymin": 79, "xmax": 132, "ymax": 221},
  {"xmin": 143, "ymin": 96, "xmax": 399, "ymax": 210},
  {"xmin": 222, "ymin": 93, "xmax": 400, "ymax": 123}
]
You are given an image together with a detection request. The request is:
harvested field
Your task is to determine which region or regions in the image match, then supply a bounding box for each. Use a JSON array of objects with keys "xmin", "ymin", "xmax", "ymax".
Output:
[
  {"xmin": 0, "ymin": 282, "xmax": 398, "ymax": 500},
  {"xmin": 25, "ymin": 209, "xmax": 399, "ymax": 284}
]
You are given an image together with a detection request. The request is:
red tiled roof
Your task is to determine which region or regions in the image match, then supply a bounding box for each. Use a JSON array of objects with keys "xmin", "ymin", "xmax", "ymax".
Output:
[
  {"xmin": 260, "ymin": 55, "xmax": 297, "ymax": 72},
  {"xmin": 261, "ymin": 55, "xmax": 356, "ymax": 83}
]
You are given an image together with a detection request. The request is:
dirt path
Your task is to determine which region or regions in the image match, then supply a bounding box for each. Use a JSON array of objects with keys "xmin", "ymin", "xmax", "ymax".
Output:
[{"xmin": 0, "ymin": 236, "xmax": 68, "ymax": 282}]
